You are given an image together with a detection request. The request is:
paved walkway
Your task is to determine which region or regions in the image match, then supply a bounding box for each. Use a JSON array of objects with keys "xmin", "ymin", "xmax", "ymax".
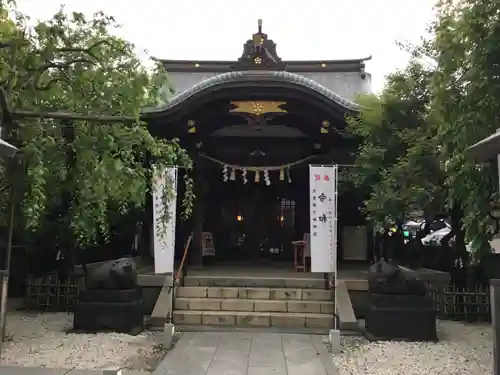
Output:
[{"xmin": 152, "ymin": 332, "xmax": 339, "ymax": 375}]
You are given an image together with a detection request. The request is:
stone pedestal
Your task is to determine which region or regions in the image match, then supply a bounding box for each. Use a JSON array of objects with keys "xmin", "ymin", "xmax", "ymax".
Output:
[
  {"xmin": 365, "ymin": 293, "xmax": 437, "ymax": 341},
  {"xmin": 102, "ymin": 369, "xmax": 122, "ymax": 375},
  {"xmin": 164, "ymin": 323, "xmax": 175, "ymax": 349},
  {"xmin": 73, "ymin": 288, "xmax": 144, "ymax": 335},
  {"xmin": 329, "ymin": 329, "xmax": 341, "ymax": 354}
]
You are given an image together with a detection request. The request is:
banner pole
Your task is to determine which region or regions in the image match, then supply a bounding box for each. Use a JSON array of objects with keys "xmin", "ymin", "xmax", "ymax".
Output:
[{"xmin": 333, "ymin": 164, "xmax": 339, "ymax": 331}]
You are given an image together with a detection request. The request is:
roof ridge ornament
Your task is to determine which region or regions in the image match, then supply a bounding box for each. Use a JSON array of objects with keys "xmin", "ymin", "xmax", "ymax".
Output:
[{"xmin": 233, "ymin": 19, "xmax": 286, "ymax": 71}]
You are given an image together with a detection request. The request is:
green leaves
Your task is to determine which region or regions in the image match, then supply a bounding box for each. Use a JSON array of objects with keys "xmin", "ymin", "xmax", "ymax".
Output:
[
  {"xmin": 349, "ymin": 0, "xmax": 500, "ymax": 257},
  {"xmin": 347, "ymin": 61, "xmax": 442, "ymax": 226},
  {"xmin": 431, "ymin": 0, "xmax": 500, "ymax": 247},
  {"xmin": 0, "ymin": 6, "xmax": 193, "ymax": 251}
]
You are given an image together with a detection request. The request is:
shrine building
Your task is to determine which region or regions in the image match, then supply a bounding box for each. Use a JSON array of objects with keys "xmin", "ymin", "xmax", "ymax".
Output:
[{"xmin": 141, "ymin": 21, "xmax": 372, "ymax": 271}]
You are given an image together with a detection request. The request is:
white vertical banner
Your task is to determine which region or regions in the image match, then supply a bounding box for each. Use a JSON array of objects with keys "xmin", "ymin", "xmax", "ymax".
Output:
[
  {"xmin": 309, "ymin": 165, "xmax": 338, "ymax": 273},
  {"xmin": 152, "ymin": 166, "xmax": 178, "ymax": 274}
]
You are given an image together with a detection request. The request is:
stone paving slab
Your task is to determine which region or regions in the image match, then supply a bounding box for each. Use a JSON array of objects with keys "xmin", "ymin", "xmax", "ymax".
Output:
[
  {"xmin": 69, "ymin": 371, "xmax": 150, "ymax": 375},
  {"xmin": 152, "ymin": 331, "xmax": 339, "ymax": 375},
  {"xmin": 0, "ymin": 367, "xmax": 150, "ymax": 375},
  {"xmin": 0, "ymin": 367, "xmax": 66, "ymax": 375}
]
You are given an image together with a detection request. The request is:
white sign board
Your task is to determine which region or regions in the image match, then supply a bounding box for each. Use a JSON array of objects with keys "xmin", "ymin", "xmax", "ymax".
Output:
[
  {"xmin": 152, "ymin": 166, "xmax": 178, "ymax": 274},
  {"xmin": 309, "ymin": 165, "xmax": 338, "ymax": 273}
]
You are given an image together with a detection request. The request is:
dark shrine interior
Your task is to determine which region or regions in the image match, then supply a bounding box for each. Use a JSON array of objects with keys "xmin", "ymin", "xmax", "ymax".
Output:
[
  {"xmin": 202, "ymin": 164, "xmax": 309, "ymax": 263},
  {"xmin": 173, "ymin": 164, "xmax": 366, "ymax": 264}
]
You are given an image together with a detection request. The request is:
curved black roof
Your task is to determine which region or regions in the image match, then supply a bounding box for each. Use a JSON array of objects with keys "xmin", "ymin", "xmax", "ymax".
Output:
[{"xmin": 142, "ymin": 70, "xmax": 359, "ymax": 117}]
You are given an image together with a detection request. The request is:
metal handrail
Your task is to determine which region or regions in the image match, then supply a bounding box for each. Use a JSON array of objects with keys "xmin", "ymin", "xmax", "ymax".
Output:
[
  {"xmin": 175, "ymin": 233, "xmax": 192, "ymax": 285},
  {"xmin": 168, "ymin": 233, "xmax": 193, "ymax": 325}
]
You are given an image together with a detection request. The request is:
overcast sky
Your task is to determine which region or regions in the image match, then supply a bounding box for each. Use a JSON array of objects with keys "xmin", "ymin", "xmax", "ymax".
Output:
[{"xmin": 17, "ymin": 0, "xmax": 437, "ymax": 93}]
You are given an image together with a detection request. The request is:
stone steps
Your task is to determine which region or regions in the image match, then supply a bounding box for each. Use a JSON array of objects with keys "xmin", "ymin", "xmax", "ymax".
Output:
[
  {"xmin": 175, "ymin": 297, "xmax": 334, "ymax": 314},
  {"xmin": 173, "ymin": 275, "xmax": 335, "ymax": 333},
  {"xmin": 183, "ymin": 275, "xmax": 326, "ymax": 289},
  {"xmin": 176, "ymin": 286, "xmax": 331, "ymax": 301},
  {"xmin": 173, "ymin": 310, "xmax": 333, "ymax": 330}
]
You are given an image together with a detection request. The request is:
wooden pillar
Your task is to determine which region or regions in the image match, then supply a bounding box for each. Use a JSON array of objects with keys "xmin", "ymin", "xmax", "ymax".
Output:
[{"xmin": 189, "ymin": 159, "xmax": 205, "ymax": 268}]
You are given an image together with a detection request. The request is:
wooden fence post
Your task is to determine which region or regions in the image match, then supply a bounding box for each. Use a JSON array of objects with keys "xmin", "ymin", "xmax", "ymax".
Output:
[{"xmin": 490, "ymin": 279, "xmax": 500, "ymax": 375}]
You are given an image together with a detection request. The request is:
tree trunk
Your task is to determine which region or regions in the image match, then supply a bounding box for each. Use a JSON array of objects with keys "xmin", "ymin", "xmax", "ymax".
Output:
[{"xmin": 61, "ymin": 120, "xmax": 77, "ymax": 278}]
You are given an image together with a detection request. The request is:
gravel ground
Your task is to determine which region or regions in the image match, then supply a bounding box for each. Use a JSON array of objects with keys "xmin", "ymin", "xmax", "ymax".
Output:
[
  {"xmin": 1, "ymin": 311, "xmax": 176, "ymax": 371},
  {"xmin": 330, "ymin": 320, "xmax": 492, "ymax": 375}
]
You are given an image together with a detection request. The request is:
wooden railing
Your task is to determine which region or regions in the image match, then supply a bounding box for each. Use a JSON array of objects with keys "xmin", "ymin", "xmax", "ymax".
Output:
[{"xmin": 175, "ymin": 233, "xmax": 192, "ymax": 286}]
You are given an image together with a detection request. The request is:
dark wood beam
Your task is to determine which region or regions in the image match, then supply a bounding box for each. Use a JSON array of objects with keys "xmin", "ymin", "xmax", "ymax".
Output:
[{"xmin": 158, "ymin": 57, "xmax": 371, "ymax": 74}]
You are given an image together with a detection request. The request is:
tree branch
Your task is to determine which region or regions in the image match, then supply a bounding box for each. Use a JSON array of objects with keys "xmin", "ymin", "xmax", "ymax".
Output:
[
  {"xmin": 31, "ymin": 58, "xmax": 96, "ymax": 74},
  {"xmin": 56, "ymin": 39, "xmax": 127, "ymax": 58},
  {"xmin": 0, "ymin": 37, "xmax": 139, "ymax": 125},
  {"xmin": 18, "ymin": 39, "xmax": 126, "ymax": 92}
]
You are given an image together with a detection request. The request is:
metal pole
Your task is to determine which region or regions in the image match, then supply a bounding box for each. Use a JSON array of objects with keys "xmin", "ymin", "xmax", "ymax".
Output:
[
  {"xmin": 496, "ymin": 128, "xmax": 500, "ymax": 194},
  {"xmin": 0, "ymin": 155, "xmax": 16, "ymax": 354},
  {"xmin": 491, "ymin": 279, "xmax": 500, "ymax": 375},
  {"xmin": 333, "ymin": 165, "xmax": 338, "ymax": 332},
  {"xmin": 167, "ymin": 167, "xmax": 178, "ymax": 323}
]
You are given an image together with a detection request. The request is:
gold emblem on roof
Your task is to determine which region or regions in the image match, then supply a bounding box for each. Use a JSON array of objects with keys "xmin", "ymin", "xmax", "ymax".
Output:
[{"xmin": 230, "ymin": 101, "xmax": 287, "ymax": 115}]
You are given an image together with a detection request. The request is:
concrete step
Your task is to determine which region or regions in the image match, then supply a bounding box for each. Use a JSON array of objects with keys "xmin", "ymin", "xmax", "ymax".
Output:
[
  {"xmin": 173, "ymin": 310, "xmax": 332, "ymax": 330},
  {"xmin": 149, "ymin": 321, "xmax": 362, "ymax": 336},
  {"xmin": 175, "ymin": 297, "xmax": 334, "ymax": 314},
  {"xmin": 174, "ymin": 325, "xmax": 332, "ymax": 335},
  {"xmin": 183, "ymin": 275, "xmax": 326, "ymax": 289},
  {"xmin": 176, "ymin": 286, "xmax": 332, "ymax": 301}
]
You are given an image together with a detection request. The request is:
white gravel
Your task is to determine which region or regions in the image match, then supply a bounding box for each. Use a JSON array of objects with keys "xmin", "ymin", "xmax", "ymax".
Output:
[
  {"xmin": 332, "ymin": 320, "xmax": 492, "ymax": 375},
  {"xmin": 1, "ymin": 311, "xmax": 169, "ymax": 371}
]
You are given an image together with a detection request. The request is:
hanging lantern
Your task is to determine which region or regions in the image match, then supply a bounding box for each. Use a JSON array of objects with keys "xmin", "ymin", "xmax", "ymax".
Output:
[
  {"xmin": 255, "ymin": 170, "xmax": 260, "ymax": 183},
  {"xmin": 230, "ymin": 168, "xmax": 236, "ymax": 181},
  {"xmin": 242, "ymin": 168, "xmax": 248, "ymax": 184},
  {"xmin": 287, "ymin": 167, "xmax": 291, "ymax": 183},
  {"xmin": 222, "ymin": 165, "xmax": 229, "ymax": 182},
  {"xmin": 279, "ymin": 169, "xmax": 285, "ymax": 181}
]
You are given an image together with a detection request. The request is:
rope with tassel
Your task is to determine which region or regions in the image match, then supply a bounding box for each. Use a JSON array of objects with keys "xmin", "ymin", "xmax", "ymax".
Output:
[{"xmin": 201, "ymin": 154, "xmax": 318, "ymax": 171}]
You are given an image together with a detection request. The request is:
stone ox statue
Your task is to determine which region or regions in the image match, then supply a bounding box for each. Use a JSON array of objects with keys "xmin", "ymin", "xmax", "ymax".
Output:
[
  {"xmin": 368, "ymin": 260, "xmax": 426, "ymax": 295},
  {"xmin": 84, "ymin": 257, "xmax": 138, "ymax": 290}
]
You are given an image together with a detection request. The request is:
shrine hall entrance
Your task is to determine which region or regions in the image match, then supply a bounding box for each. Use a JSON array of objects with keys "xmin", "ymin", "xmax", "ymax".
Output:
[{"xmin": 203, "ymin": 164, "xmax": 310, "ymax": 264}]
